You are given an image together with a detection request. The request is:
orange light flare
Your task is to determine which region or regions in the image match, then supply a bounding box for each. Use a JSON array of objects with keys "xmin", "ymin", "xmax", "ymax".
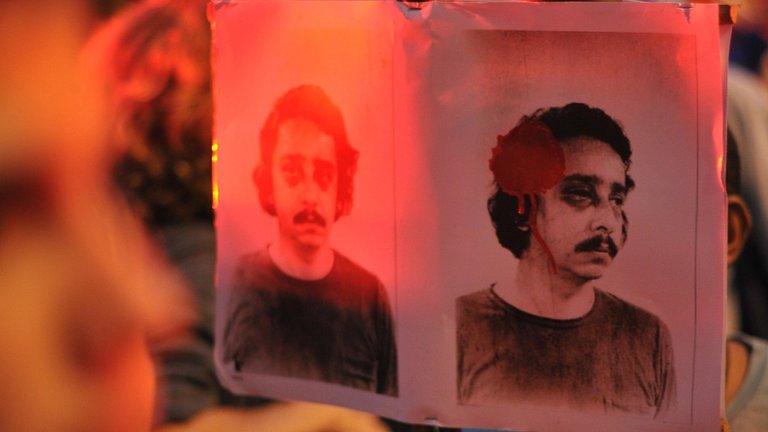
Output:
[{"xmin": 717, "ymin": 154, "xmax": 725, "ymax": 192}]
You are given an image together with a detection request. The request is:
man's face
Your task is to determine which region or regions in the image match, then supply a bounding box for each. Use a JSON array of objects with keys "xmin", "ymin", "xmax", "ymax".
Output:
[
  {"xmin": 534, "ymin": 138, "xmax": 629, "ymax": 281},
  {"xmin": 270, "ymin": 118, "xmax": 338, "ymax": 250}
]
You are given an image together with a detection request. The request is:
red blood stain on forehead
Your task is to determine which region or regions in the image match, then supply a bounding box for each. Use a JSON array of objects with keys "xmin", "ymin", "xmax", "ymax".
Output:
[
  {"xmin": 489, "ymin": 119, "xmax": 565, "ymax": 274},
  {"xmin": 490, "ymin": 119, "xmax": 565, "ymax": 196}
]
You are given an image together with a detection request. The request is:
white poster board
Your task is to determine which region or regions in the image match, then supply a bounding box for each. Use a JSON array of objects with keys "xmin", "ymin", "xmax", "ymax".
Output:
[{"xmin": 212, "ymin": 2, "xmax": 726, "ymax": 430}]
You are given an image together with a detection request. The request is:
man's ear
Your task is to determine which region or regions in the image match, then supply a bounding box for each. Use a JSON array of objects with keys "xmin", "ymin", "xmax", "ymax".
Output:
[{"xmin": 727, "ymin": 194, "xmax": 753, "ymax": 266}]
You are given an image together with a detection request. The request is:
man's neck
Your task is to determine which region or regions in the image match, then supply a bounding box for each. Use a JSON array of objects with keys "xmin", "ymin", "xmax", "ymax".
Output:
[
  {"xmin": 725, "ymin": 338, "xmax": 750, "ymax": 406},
  {"xmin": 495, "ymin": 256, "xmax": 595, "ymax": 320},
  {"xmin": 269, "ymin": 238, "xmax": 334, "ymax": 281}
]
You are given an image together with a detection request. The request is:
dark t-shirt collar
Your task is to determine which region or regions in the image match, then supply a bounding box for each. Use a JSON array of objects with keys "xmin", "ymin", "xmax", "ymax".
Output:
[
  {"xmin": 487, "ymin": 284, "xmax": 603, "ymax": 329},
  {"xmin": 265, "ymin": 244, "xmax": 339, "ymax": 286}
]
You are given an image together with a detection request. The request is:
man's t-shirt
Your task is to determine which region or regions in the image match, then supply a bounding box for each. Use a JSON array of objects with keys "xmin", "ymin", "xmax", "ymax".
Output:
[
  {"xmin": 223, "ymin": 248, "xmax": 398, "ymax": 396},
  {"xmin": 456, "ymin": 287, "xmax": 674, "ymax": 415},
  {"xmin": 727, "ymin": 333, "xmax": 768, "ymax": 431}
]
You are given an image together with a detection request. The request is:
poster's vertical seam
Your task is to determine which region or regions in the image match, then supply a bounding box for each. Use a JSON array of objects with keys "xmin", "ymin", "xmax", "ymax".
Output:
[
  {"xmin": 690, "ymin": 30, "xmax": 700, "ymax": 427},
  {"xmin": 208, "ymin": 1, "xmax": 225, "ymax": 385},
  {"xmin": 391, "ymin": 11, "xmax": 400, "ymax": 381}
]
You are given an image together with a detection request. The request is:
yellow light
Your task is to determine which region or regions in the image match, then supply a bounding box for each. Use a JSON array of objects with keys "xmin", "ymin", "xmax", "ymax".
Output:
[
  {"xmin": 212, "ymin": 181, "xmax": 219, "ymax": 209},
  {"xmin": 717, "ymin": 155, "xmax": 724, "ymax": 191},
  {"xmin": 212, "ymin": 139, "xmax": 220, "ymax": 209}
]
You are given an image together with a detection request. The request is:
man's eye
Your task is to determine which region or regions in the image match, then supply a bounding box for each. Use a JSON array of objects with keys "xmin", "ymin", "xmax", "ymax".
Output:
[
  {"xmin": 314, "ymin": 168, "xmax": 335, "ymax": 190},
  {"xmin": 281, "ymin": 164, "xmax": 303, "ymax": 186},
  {"xmin": 562, "ymin": 189, "xmax": 593, "ymax": 206},
  {"xmin": 610, "ymin": 194, "xmax": 626, "ymax": 206}
]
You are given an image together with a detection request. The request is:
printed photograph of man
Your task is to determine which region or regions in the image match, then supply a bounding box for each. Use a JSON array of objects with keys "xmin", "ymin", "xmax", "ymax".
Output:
[
  {"xmin": 456, "ymin": 103, "xmax": 675, "ymax": 415},
  {"xmin": 222, "ymin": 85, "xmax": 398, "ymax": 396}
]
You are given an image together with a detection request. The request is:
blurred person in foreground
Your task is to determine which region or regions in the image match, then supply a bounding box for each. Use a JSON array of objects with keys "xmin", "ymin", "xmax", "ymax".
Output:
[
  {"xmin": 0, "ymin": 1, "xmax": 190, "ymax": 430},
  {"xmin": 86, "ymin": 0, "xmax": 392, "ymax": 431}
]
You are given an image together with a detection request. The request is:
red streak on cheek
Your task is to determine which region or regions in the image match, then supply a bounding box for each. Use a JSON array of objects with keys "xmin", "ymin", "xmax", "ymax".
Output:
[{"xmin": 489, "ymin": 119, "xmax": 565, "ymax": 273}]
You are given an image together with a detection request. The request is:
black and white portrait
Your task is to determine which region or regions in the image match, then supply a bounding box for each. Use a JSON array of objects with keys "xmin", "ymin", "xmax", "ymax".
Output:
[
  {"xmin": 456, "ymin": 103, "xmax": 675, "ymax": 414},
  {"xmin": 412, "ymin": 21, "xmax": 726, "ymax": 428},
  {"xmin": 221, "ymin": 85, "xmax": 397, "ymax": 396}
]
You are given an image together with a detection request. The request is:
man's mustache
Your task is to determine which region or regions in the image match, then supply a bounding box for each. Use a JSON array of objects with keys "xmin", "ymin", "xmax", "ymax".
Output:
[
  {"xmin": 574, "ymin": 235, "xmax": 618, "ymax": 258},
  {"xmin": 293, "ymin": 209, "xmax": 326, "ymax": 227}
]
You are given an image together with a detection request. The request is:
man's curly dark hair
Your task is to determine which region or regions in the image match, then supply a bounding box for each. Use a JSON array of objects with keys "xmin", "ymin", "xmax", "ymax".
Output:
[
  {"xmin": 254, "ymin": 85, "xmax": 359, "ymax": 220},
  {"xmin": 488, "ymin": 102, "xmax": 634, "ymax": 258}
]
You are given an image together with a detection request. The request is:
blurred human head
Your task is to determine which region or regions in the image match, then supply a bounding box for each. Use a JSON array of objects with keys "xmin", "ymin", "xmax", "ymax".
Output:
[{"xmin": 0, "ymin": 2, "xmax": 190, "ymax": 430}]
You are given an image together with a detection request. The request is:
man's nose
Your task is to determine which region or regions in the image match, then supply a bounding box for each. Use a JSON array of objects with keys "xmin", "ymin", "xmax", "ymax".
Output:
[
  {"xmin": 299, "ymin": 173, "xmax": 320, "ymax": 204},
  {"xmin": 589, "ymin": 201, "xmax": 621, "ymax": 234}
]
